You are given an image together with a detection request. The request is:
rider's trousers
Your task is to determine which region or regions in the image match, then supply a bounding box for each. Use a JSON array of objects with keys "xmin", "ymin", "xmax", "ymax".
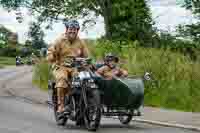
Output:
[
  {"xmin": 53, "ymin": 66, "xmax": 74, "ymax": 95},
  {"xmin": 53, "ymin": 66, "xmax": 75, "ymax": 112}
]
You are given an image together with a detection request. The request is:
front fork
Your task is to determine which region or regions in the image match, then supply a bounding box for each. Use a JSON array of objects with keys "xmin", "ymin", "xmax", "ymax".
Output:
[{"xmin": 82, "ymin": 86, "xmax": 88, "ymax": 109}]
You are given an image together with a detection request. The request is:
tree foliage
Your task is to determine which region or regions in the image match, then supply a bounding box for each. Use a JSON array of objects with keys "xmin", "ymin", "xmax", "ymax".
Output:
[
  {"xmin": 27, "ymin": 21, "xmax": 47, "ymax": 50},
  {"xmin": 0, "ymin": 25, "xmax": 18, "ymax": 49},
  {"xmin": 176, "ymin": 23, "xmax": 200, "ymax": 42},
  {"xmin": 0, "ymin": 0, "xmax": 154, "ymax": 45},
  {"xmin": 177, "ymin": 0, "xmax": 200, "ymax": 45},
  {"xmin": 109, "ymin": 0, "xmax": 154, "ymax": 45},
  {"xmin": 0, "ymin": 25, "xmax": 19, "ymax": 57},
  {"xmin": 181, "ymin": 0, "xmax": 200, "ymax": 18}
]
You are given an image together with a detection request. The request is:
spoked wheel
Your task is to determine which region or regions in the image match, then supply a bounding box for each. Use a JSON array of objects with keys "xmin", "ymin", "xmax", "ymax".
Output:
[
  {"xmin": 52, "ymin": 90, "xmax": 68, "ymax": 126},
  {"xmin": 118, "ymin": 110, "xmax": 133, "ymax": 125},
  {"xmin": 84, "ymin": 89, "xmax": 101, "ymax": 131},
  {"xmin": 76, "ymin": 117, "xmax": 85, "ymax": 127}
]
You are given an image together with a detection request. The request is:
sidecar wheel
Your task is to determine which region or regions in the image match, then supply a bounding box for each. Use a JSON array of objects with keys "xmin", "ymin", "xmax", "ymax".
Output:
[{"xmin": 118, "ymin": 114, "xmax": 133, "ymax": 125}]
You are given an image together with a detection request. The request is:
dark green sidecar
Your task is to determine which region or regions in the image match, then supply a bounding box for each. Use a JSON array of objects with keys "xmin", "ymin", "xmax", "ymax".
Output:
[
  {"xmin": 94, "ymin": 76, "xmax": 145, "ymax": 125},
  {"xmin": 96, "ymin": 77, "xmax": 144, "ymax": 110}
]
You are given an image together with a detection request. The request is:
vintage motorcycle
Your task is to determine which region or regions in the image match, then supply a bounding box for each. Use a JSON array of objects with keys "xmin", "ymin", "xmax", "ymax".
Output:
[
  {"xmin": 16, "ymin": 56, "xmax": 24, "ymax": 66},
  {"xmin": 48, "ymin": 57, "xmax": 101, "ymax": 131},
  {"xmin": 48, "ymin": 57, "xmax": 153, "ymax": 131}
]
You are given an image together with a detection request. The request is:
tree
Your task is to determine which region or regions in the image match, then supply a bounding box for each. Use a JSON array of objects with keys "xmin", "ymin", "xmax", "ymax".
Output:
[
  {"xmin": 176, "ymin": 0, "xmax": 200, "ymax": 43},
  {"xmin": 27, "ymin": 21, "xmax": 47, "ymax": 50},
  {"xmin": 0, "ymin": 25, "xmax": 19, "ymax": 56},
  {"xmin": 0, "ymin": 0, "xmax": 154, "ymax": 45},
  {"xmin": 110, "ymin": 0, "xmax": 154, "ymax": 46},
  {"xmin": 176, "ymin": 23, "xmax": 200, "ymax": 42},
  {"xmin": 0, "ymin": 25, "xmax": 18, "ymax": 48},
  {"xmin": 181, "ymin": 0, "xmax": 200, "ymax": 18}
]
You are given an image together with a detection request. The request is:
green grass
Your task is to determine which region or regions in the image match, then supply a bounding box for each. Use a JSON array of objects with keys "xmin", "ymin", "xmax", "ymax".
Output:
[
  {"xmin": 32, "ymin": 40, "xmax": 200, "ymax": 112},
  {"xmin": 0, "ymin": 56, "xmax": 15, "ymax": 68},
  {"xmin": 32, "ymin": 58, "xmax": 53, "ymax": 91}
]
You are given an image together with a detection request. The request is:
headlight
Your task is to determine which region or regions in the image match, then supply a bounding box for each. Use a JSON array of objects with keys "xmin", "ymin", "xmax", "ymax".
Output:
[
  {"xmin": 79, "ymin": 71, "xmax": 91, "ymax": 80},
  {"xmin": 88, "ymin": 79, "xmax": 94, "ymax": 83},
  {"xmin": 87, "ymin": 79, "xmax": 98, "ymax": 88},
  {"xmin": 72, "ymin": 81, "xmax": 80, "ymax": 87},
  {"xmin": 90, "ymin": 83, "xmax": 98, "ymax": 89}
]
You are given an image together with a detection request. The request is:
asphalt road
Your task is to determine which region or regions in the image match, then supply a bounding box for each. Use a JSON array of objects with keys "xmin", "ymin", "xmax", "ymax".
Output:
[
  {"xmin": 0, "ymin": 67, "xmax": 20, "ymax": 80},
  {"xmin": 0, "ymin": 66, "xmax": 31, "ymax": 81},
  {"xmin": 0, "ymin": 66, "xmax": 199, "ymax": 133},
  {"xmin": 0, "ymin": 95, "xmax": 198, "ymax": 133},
  {"xmin": 0, "ymin": 66, "xmax": 32, "ymax": 97}
]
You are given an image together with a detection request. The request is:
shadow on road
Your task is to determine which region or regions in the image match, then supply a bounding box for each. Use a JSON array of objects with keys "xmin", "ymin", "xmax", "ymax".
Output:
[{"xmin": 60, "ymin": 122, "xmax": 149, "ymax": 132}]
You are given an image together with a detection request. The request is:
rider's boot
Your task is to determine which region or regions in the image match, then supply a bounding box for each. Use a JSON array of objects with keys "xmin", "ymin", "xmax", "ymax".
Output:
[
  {"xmin": 63, "ymin": 92, "xmax": 73, "ymax": 114},
  {"xmin": 57, "ymin": 87, "xmax": 65, "ymax": 118}
]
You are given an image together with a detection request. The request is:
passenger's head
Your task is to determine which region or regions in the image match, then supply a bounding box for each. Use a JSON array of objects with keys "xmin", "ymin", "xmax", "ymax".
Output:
[{"xmin": 104, "ymin": 53, "xmax": 119, "ymax": 68}]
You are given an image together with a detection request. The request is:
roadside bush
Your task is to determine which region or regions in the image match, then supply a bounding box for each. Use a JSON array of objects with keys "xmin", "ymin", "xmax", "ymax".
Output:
[{"xmin": 0, "ymin": 47, "xmax": 17, "ymax": 57}]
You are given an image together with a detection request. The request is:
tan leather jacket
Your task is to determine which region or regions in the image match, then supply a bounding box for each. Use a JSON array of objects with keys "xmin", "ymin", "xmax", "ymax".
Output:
[{"xmin": 46, "ymin": 34, "xmax": 89, "ymax": 66}]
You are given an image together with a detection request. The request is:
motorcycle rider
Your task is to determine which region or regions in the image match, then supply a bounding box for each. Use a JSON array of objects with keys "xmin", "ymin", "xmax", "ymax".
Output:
[
  {"xmin": 46, "ymin": 20, "xmax": 89, "ymax": 116},
  {"xmin": 95, "ymin": 53, "xmax": 128, "ymax": 80}
]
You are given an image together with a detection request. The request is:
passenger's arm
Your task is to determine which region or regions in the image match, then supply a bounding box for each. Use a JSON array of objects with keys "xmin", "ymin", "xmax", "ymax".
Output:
[
  {"xmin": 95, "ymin": 66, "xmax": 105, "ymax": 77},
  {"xmin": 120, "ymin": 68, "xmax": 128, "ymax": 77}
]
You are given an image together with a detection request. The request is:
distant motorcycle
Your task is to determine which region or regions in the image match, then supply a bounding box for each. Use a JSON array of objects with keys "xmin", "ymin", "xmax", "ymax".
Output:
[{"xmin": 16, "ymin": 56, "xmax": 24, "ymax": 66}]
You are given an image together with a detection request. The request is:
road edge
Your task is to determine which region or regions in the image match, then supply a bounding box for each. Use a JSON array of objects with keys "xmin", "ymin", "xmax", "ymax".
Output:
[
  {"xmin": 112, "ymin": 116, "xmax": 200, "ymax": 131},
  {"xmin": 133, "ymin": 118, "xmax": 200, "ymax": 132}
]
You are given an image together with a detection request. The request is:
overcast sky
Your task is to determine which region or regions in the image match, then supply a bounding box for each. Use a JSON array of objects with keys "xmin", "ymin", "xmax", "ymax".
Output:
[{"xmin": 0, "ymin": 0, "xmax": 198, "ymax": 44}]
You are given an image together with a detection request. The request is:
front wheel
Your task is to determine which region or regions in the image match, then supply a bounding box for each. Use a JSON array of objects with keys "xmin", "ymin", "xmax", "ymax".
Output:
[{"xmin": 84, "ymin": 89, "xmax": 101, "ymax": 131}]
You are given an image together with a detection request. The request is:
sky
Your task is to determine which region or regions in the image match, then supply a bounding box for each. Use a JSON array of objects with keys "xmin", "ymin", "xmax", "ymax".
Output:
[{"xmin": 0, "ymin": 0, "xmax": 198, "ymax": 44}]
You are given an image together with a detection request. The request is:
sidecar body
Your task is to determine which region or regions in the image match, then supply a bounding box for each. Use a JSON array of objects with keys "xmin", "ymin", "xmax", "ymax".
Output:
[{"xmin": 95, "ymin": 76, "xmax": 144, "ymax": 110}]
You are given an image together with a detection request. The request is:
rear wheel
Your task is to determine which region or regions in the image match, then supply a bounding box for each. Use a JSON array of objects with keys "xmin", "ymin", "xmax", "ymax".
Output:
[{"xmin": 84, "ymin": 89, "xmax": 101, "ymax": 131}]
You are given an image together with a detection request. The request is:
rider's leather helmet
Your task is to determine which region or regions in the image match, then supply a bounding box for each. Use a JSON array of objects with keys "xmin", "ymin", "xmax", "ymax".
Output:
[
  {"xmin": 64, "ymin": 19, "xmax": 80, "ymax": 30},
  {"xmin": 104, "ymin": 53, "xmax": 119, "ymax": 63}
]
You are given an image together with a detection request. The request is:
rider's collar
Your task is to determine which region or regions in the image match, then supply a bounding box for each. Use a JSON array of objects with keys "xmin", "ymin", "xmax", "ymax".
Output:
[
  {"xmin": 107, "ymin": 64, "xmax": 116, "ymax": 69},
  {"xmin": 63, "ymin": 34, "xmax": 80, "ymax": 44}
]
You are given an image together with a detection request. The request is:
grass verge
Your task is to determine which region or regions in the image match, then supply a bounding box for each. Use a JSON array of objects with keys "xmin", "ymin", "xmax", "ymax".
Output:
[
  {"xmin": 32, "ymin": 40, "xmax": 200, "ymax": 112},
  {"xmin": 0, "ymin": 56, "xmax": 15, "ymax": 68}
]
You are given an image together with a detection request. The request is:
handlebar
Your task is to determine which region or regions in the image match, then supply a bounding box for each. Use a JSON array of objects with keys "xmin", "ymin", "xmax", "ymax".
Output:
[
  {"xmin": 64, "ymin": 56, "xmax": 91, "ymax": 61},
  {"xmin": 75, "ymin": 57, "xmax": 92, "ymax": 63},
  {"xmin": 63, "ymin": 56, "xmax": 92, "ymax": 68}
]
